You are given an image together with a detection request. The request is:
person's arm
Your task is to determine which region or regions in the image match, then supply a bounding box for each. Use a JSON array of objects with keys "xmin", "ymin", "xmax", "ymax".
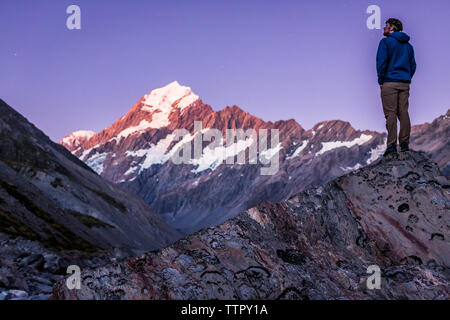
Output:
[
  {"xmin": 409, "ymin": 45, "xmax": 417, "ymax": 78},
  {"xmin": 376, "ymin": 39, "xmax": 389, "ymax": 85}
]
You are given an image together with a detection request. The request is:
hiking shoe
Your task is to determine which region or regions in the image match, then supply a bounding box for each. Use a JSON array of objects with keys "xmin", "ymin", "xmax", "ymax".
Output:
[
  {"xmin": 383, "ymin": 145, "xmax": 397, "ymax": 157},
  {"xmin": 400, "ymin": 142, "xmax": 409, "ymax": 152}
]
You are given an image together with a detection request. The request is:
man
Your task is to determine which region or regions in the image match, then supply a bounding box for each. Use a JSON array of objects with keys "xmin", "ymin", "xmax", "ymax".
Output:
[{"xmin": 376, "ymin": 18, "xmax": 416, "ymax": 157}]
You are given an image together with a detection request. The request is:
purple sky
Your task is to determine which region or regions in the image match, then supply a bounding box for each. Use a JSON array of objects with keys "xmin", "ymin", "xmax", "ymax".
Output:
[{"xmin": 1, "ymin": 0, "xmax": 449, "ymax": 142}]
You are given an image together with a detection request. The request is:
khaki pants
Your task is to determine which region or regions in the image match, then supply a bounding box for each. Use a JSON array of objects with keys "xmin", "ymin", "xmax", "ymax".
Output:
[{"xmin": 381, "ymin": 82, "xmax": 411, "ymax": 148}]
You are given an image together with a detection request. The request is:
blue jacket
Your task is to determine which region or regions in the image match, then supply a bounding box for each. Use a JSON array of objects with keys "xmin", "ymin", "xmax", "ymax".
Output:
[{"xmin": 376, "ymin": 32, "xmax": 416, "ymax": 85}]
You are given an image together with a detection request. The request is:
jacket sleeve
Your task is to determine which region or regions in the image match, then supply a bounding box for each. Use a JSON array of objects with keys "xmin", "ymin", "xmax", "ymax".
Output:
[
  {"xmin": 376, "ymin": 39, "xmax": 389, "ymax": 85},
  {"xmin": 409, "ymin": 45, "xmax": 417, "ymax": 78}
]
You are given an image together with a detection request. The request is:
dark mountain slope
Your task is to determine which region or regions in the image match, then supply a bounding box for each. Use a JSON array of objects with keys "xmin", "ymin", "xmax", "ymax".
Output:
[
  {"xmin": 0, "ymin": 99, "xmax": 181, "ymax": 254},
  {"xmin": 0, "ymin": 99, "xmax": 182, "ymax": 299}
]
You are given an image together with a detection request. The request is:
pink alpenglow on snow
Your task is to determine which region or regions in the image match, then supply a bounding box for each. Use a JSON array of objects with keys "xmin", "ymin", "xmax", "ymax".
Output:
[{"xmin": 60, "ymin": 130, "xmax": 96, "ymax": 152}]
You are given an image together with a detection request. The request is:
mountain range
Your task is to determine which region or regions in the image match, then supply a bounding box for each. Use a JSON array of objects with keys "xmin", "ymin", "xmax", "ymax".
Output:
[{"xmin": 61, "ymin": 81, "xmax": 450, "ymax": 235}]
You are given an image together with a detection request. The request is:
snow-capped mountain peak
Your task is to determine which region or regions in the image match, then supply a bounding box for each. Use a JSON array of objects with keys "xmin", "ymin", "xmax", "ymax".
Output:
[
  {"xmin": 142, "ymin": 81, "xmax": 199, "ymax": 112},
  {"xmin": 133, "ymin": 81, "xmax": 201, "ymax": 129},
  {"xmin": 59, "ymin": 130, "xmax": 96, "ymax": 152}
]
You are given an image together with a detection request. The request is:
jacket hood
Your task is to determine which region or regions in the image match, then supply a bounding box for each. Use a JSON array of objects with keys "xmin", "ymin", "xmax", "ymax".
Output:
[{"xmin": 387, "ymin": 32, "xmax": 410, "ymax": 43}]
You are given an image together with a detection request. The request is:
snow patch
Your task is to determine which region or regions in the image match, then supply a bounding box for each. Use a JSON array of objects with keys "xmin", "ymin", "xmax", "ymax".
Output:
[
  {"xmin": 146, "ymin": 108, "xmax": 171, "ymax": 128},
  {"xmin": 316, "ymin": 134, "xmax": 373, "ymax": 156},
  {"xmin": 122, "ymin": 127, "xmax": 280, "ymax": 178},
  {"xmin": 114, "ymin": 120, "xmax": 153, "ymax": 141},
  {"xmin": 124, "ymin": 165, "xmax": 139, "ymax": 176},
  {"xmin": 287, "ymin": 140, "xmax": 308, "ymax": 159},
  {"xmin": 340, "ymin": 163, "xmax": 363, "ymax": 172},
  {"xmin": 191, "ymin": 137, "xmax": 255, "ymax": 173},
  {"xmin": 85, "ymin": 152, "xmax": 108, "ymax": 175},
  {"xmin": 125, "ymin": 133, "xmax": 177, "ymax": 173},
  {"xmin": 124, "ymin": 130, "xmax": 204, "ymax": 176},
  {"xmin": 80, "ymin": 144, "xmax": 101, "ymax": 161},
  {"xmin": 177, "ymin": 93, "xmax": 199, "ymax": 111},
  {"xmin": 366, "ymin": 138, "xmax": 387, "ymax": 164},
  {"xmin": 259, "ymin": 143, "xmax": 283, "ymax": 161}
]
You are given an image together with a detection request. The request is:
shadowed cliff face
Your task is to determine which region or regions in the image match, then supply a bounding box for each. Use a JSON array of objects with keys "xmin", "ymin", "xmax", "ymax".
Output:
[
  {"xmin": 0, "ymin": 99, "xmax": 181, "ymax": 254},
  {"xmin": 53, "ymin": 150, "xmax": 450, "ymax": 300},
  {"xmin": 0, "ymin": 99, "xmax": 183, "ymax": 299}
]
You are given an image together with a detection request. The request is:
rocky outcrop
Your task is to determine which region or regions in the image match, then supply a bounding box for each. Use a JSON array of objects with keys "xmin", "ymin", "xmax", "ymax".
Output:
[
  {"xmin": 0, "ymin": 233, "xmax": 110, "ymax": 300},
  {"xmin": 52, "ymin": 150, "xmax": 450, "ymax": 300}
]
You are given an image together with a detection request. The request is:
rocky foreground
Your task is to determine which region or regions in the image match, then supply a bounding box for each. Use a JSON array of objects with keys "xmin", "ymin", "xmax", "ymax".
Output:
[
  {"xmin": 0, "ymin": 233, "xmax": 110, "ymax": 300},
  {"xmin": 53, "ymin": 150, "xmax": 449, "ymax": 300}
]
